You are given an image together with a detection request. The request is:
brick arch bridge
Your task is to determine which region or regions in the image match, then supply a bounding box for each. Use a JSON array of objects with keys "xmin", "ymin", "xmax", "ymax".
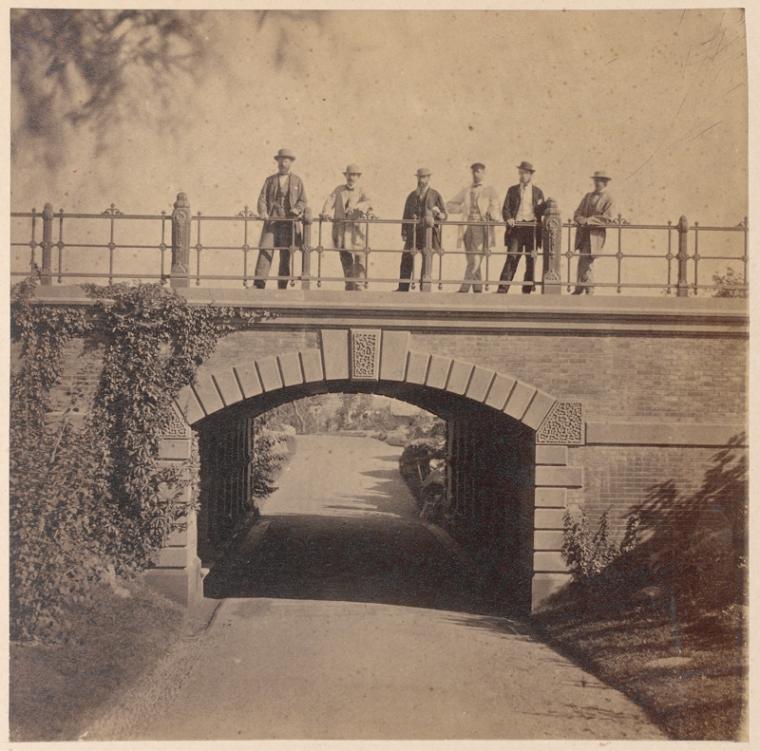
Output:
[
  {"xmin": 138, "ymin": 289, "xmax": 745, "ymax": 614},
  {"xmin": 29, "ymin": 286, "xmax": 746, "ymax": 614}
]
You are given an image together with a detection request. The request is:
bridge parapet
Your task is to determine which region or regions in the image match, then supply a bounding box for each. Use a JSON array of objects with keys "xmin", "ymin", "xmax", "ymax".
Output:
[{"xmin": 11, "ymin": 193, "xmax": 748, "ymax": 296}]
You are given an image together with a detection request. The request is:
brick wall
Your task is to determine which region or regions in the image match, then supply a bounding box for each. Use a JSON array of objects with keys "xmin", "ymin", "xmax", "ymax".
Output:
[
  {"xmin": 567, "ymin": 443, "xmax": 747, "ymax": 537},
  {"xmin": 408, "ymin": 331, "xmax": 746, "ymax": 423},
  {"xmin": 45, "ymin": 322, "xmax": 746, "ymax": 428},
  {"xmin": 38, "ymin": 325, "xmax": 748, "ymax": 529}
]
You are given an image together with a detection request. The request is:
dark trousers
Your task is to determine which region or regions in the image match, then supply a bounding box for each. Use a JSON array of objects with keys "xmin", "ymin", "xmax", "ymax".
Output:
[
  {"xmin": 254, "ymin": 248, "xmax": 291, "ymax": 289},
  {"xmin": 396, "ymin": 250, "xmax": 424, "ymax": 292},
  {"xmin": 254, "ymin": 220, "xmax": 298, "ymax": 289},
  {"xmin": 498, "ymin": 227, "xmax": 537, "ymax": 294},
  {"xmin": 339, "ymin": 250, "xmax": 366, "ymax": 291}
]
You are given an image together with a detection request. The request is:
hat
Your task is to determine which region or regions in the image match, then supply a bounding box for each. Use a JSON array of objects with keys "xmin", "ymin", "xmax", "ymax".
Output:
[
  {"xmin": 470, "ymin": 162, "xmax": 486, "ymax": 171},
  {"xmin": 343, "ymin": 164, "xmax": 362, "ymax": 175},
  {"xmin": 415, "ymin": 167, "xmax": 432, "ymax": 177},
  {"xmin": 516, "ymin": 161, "xmax": 535, "ymax": 173},
  {"xmin": 590, "ymin": 170, "xmax": 611, "ymax": 181},
  {"xmin": 274, "ymin": 148, "xmax": 296, "ymax": 161}
]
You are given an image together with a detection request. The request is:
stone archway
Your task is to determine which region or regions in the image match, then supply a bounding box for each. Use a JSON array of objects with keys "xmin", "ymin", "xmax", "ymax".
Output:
[{"xmin": 150, "ymin": 328, "xmax": 584, "ymax": 612}]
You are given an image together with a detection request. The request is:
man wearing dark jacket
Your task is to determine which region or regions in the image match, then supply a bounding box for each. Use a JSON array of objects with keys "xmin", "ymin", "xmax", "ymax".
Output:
[
  {"xmin": 395, "ymin": 168, "xmax": 447, "ymax": 291},
  {"xmin": 254, "ymin": 148, "xmax": 308, "ymax": 289},
  {"xmin": 497, "ymin": 161, "xmax": 546, "ymax": 294}
]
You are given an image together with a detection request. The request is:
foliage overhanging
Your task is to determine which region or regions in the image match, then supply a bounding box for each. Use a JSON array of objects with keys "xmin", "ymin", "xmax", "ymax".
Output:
[{"xmin": 10, "ymin": 277, "xmax": 266, "ymax": 640}]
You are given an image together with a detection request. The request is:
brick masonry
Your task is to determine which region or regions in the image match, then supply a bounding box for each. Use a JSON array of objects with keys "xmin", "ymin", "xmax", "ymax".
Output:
[
  {"xmin": 407, "ymin": 331, "xmax": 746, "ymax": 424},
  {"xmin": 21, "ymin": 289, "xmax": 748, "ymax": 611}
]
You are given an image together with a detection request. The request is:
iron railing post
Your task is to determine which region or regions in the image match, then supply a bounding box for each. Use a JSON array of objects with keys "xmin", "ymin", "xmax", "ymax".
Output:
[
  {"xmin": 677, "ymin": 214, "xmax": 689, "ymax": 297},
  {"xmin": 422, "ymin": 210, "xmax": 434, "ymax": 292},
  {"xmin": 41, "ymin": 202, "xmax": 54, "ymax": 285},
  {"xmin": 301, "ymin": 207, "xmax": 312, "ymax": 290},
  {"xmin": 171, "ymin": 192, "xmax": 191, "ymax": 288},
  {"xmin": 541, "ymin": 199, "xmax": 562, "ymax": 294}
]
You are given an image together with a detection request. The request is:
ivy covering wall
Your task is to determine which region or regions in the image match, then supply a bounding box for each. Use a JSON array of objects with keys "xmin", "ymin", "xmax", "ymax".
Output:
[{"xmin": 9, "ymin": 278, "xmax": 267, "ymax": 641}]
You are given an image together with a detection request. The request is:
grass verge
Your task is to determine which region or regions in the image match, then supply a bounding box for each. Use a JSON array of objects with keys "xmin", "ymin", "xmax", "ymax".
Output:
[
  {"xmin": 533, "ymin": 587, "xmax": 746, "ymax": 740},
  {"xmin": 10, "ymin": 576, "xmax": 185, "ymax": 742}
]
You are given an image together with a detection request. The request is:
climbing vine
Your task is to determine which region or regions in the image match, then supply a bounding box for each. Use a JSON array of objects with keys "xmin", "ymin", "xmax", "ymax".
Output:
[{"xmin": 10, "ymin": 277, "xmax": 267, "ymax": 640}]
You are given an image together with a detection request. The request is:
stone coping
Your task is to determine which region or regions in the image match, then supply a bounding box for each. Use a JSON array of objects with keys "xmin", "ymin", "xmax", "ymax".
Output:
[
  {"xmin": 29, "ymin": 287, "xmax": 748, "ymax": 338},
  {"xmin": 585, "ymin": 421, "xmax": 747, "ymax": 447}
]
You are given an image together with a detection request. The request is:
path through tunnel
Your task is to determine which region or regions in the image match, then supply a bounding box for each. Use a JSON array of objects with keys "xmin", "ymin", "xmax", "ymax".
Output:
[{"xmin": 194, "ymin": 382, "xmax": 537, "ymax": 616}]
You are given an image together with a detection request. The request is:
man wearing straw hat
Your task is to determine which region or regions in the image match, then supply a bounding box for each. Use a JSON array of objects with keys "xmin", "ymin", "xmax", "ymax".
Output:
[
  {"xmin": 320, "ymin": 164, "xmax": 374, "ymax": 291},
  {"xmin": 446, "ymin": 162, "xmax": 499, "ymax": 293},
  {"xmin": 254, "ymin": 148, "xmax": 308, "ymax": 289},
  {"xmin": 572, "ymin": 170, "xmax": 615, "ymax": 295},
  {"xmin": 497, "ymin": 160, "xmax": 546, "ymax": 294},
  {"xmin": 395, "ymin": 167, "xmax": 447, "ymax": 292}
]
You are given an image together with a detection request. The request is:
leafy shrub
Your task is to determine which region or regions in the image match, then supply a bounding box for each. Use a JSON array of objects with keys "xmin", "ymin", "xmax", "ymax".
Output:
[
  {"xmin": 713, "ymin": 267, "xmax": 747, "ymax": 298},
  {"xmin": 10, "ymin": 277, "xmax": 268, "ymax": 641},
  {"xmin": 561, "ymin": 508, "xmax": 638, "ymax": 583},
  {"xmin": 251, "ymin": 426, "xmax": 287, "ymax": 500},
  {"xmin": 399, "ymin": 439, "xmax": 446, "ymax": 511}
]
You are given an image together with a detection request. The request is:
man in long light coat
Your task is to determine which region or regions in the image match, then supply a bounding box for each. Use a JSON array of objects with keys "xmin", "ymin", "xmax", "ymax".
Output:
[
  {"xmin": 254, "ymin": 148, "xmax": 308, "ymax": 290},
  {"xmin": 572, "ymin": 170, "xmax": 615, "ymax": 295},
  {"xmin": 321, "ymin": 164, "xmax": 373, "ymax": 291},
  {"xmin": 446, "ymin": 162, "xmax": 499, "ymax": 293}
]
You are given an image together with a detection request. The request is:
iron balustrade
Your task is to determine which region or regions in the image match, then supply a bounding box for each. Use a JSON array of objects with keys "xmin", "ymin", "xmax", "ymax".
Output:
[{"xmin": 10, "ymin": 193, "xmax": 748, "ymax": 296}]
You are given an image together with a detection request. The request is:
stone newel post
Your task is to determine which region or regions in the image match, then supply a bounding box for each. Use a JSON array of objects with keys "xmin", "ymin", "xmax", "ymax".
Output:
[
  {"xmin": 676, "ymin": 214, "xmax": 689, "ymax": 297},
  {"xmin": 171, "ymin": 192, "xmax": 191, "ymax": 288},
  {"xmin": 541, "ymin": 198, "xmax": 562, "ymax": 294},
  {"xmin": 301, "ymin": 207, "xmax": 313, "ymax": 290},
  {"xmin": 421, "ymin": 210, "xmax": 434, "ymax": 292},
  {"xmin": 41, "ymin": 202, "xmax": 54, "ymax": 286}
]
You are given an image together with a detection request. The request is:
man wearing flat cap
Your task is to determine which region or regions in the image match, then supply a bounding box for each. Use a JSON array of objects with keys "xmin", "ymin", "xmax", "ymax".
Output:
[
  {"xmin": 254, "ymin": 148, "xmax": 308, "ymax": 289},
  {"xmin": 396, "ymin": 168, "xmax": 447, "ymax": 292},
  {"xmin": 498, "ymin": 161, "xmax": 546, "ymax": 294},
  {"xmin": 321, "ymin": 164, "xmax": 374, "ymax": 291},
  {"xmin": 572, "ymin": 170, "xmax": 615, "ymax": 295},
  {"xmin": 446, "ymin": 163, "xmax": 500, "ymax": 293}
]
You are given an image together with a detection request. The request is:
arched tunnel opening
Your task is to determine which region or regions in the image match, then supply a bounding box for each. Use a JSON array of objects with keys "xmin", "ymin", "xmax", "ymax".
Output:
[{"xmin": 192, "ymin": 380, "xmax": 536, "ymax": 616}]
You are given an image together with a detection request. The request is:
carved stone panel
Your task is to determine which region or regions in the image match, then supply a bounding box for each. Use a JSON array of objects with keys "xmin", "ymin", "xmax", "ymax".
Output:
[
  {"xmin": 350, "ymin": 328, "xmax": 381, "ymax": 380},
  {"xmin": 160, "ymin": 405, "xmax": 192, "ymax": 439},
  {"xmin": 536, "ymin": 401, "xmax": 584, "ymax": 445}
]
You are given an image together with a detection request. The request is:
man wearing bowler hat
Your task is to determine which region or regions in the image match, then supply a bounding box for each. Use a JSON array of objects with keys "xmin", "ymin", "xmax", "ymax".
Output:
[
  {"xmin": 321, "ymin": 164, "xmax": 374, "ymax": 291},
  {"xmin": 254, "ymin": 148, "xmax": 308, "ymax": 289},
  {"xmin": 572, "ymin": 170, "xmax": 615, "ymax": 295},
  {"xmin": 396, "ymin": 168, "xmax": 447, "ymax": 292},
  {"xmin": 446, "ymin": 162, "xmax": 500, "ymax": 293},
  {"xmin": 498, "ymin": 161, "xmax": 546, "ymax": 294}
]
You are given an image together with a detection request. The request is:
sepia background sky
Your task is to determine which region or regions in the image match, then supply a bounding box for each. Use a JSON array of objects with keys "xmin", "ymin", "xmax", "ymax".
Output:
[{"xmin": 10, "ymin": 8, "xmax": 748, "ymax": 291}]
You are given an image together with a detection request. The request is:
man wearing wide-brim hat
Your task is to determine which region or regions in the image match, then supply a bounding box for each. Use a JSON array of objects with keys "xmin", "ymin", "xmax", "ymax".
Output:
[
  {"xmin": 320, "ymin": 164, "xmax": 374, "ymax": 291},
  {"xmin": 572, "ymin": 170, "xmax": 615, "ymax": 295},
  {"xmin": 498, "ymin": 161, "xmax": 546, "ymax": 294},
  {"xmin": 254, "ymin": 148, "xmax": 308, "ymax": 289},
  {"xmin": 396, "ymin": 168, "xmax": 447, "ymax": 292}
]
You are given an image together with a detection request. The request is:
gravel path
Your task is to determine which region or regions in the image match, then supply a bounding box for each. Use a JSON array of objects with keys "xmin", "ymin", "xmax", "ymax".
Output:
[{"xmin": 87, "ymin": 434, "xmax": 664, "ymax": 741}]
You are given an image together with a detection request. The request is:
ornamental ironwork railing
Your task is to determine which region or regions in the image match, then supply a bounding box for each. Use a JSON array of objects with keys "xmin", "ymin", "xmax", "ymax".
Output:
[{"xmin": 10, "ymin": 193, "xmax": 748, "ymax": 296}]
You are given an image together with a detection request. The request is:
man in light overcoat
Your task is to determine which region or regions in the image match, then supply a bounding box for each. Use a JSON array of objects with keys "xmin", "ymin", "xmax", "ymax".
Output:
[
  {"xmin": 446, "ymin": 162, "xmax": 499, "ymax": 293},
  {"xmin": 254, "ymin": 148, "xmax": 308, "ymax": 289},
  {"xmin": 321, "ymin": 164, "xmax": 374, "ymax": 291},
  {"xmin": 572, "ymin": 170, "xmax": 615, "ymax": 294}
]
